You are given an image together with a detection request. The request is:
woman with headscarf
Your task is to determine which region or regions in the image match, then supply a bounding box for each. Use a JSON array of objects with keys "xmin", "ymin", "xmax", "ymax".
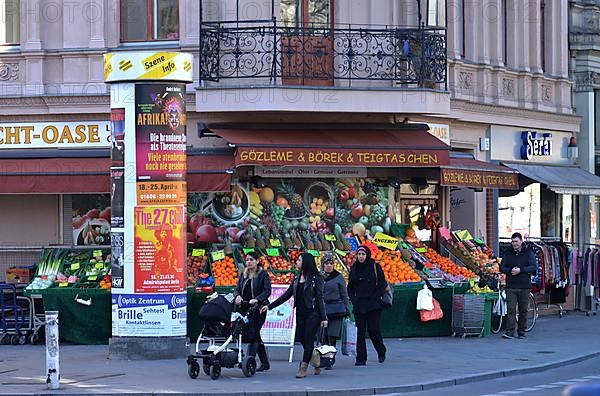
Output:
[
  {"xmin": 347, "ymin": 245, "xmax": 388, "ymax": 366},
  {"xmin": 234, "ymin": 251, "xmax": 271, "ymax": 372},
  {"xmin": 261, "ymin": 253, "xmax": 328, "ymax": 378},
  {"xmin": 321, "ymin": 252, "xmax": 350, "ymax": 356}
]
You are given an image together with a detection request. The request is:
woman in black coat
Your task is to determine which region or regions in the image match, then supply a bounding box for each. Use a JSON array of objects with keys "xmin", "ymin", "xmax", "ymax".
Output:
[
  {"xmin": 347, "ymin": 245, "xmax": 387, "ymax": 366},
  {"xmin": 261, "ymin": 253, "xmax": 328, "ymax": 378},
  {"xmin": 234, "ymin": 251, "xmax": 271, "ymax": 371}
]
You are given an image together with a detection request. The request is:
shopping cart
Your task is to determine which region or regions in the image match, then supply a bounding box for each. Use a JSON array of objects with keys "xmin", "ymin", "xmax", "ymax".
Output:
[
  {"xmin": 452, "ymin": 294, "xmax": 485, "ymax": 338},
  {"xmin": 0, "ymin": 283, "xmax": 45, "ymax": 344}
]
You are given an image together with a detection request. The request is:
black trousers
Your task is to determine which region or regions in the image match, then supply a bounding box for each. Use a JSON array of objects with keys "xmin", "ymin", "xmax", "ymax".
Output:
[
  {"xmin": 506, "ymin": 288, "xmax": 530, "ymax": 336},
  {"xmin": 246, "ymin": 311, "xmax": 269, "ymax": 364},
  {"xmin": 296, "ymin": 310, "xmax": 321, "ymax": 364},
  {"xmin": 355, "ymin": 309, "xmax": 386, "ymax": 363}
]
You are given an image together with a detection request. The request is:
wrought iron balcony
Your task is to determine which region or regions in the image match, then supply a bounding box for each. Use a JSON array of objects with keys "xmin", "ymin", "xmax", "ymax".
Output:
[{"xmin": 200, "ymin": 22, "xmax": 447, "ymax": 89}]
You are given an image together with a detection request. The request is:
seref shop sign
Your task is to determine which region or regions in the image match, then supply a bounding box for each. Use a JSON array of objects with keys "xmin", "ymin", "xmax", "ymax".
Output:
[
  {"xmin": 0, "ymin": 122, "xmax": 111, "ymax": 149},
  {"xmin": 520, "ymin": 131, "xmax": 552, "ymax": 161}
]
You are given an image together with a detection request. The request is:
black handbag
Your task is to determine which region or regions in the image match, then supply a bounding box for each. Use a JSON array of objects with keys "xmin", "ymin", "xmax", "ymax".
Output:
[{"xmin": 325, "ymin": 300, "xmax": 347, "ymax": 318}]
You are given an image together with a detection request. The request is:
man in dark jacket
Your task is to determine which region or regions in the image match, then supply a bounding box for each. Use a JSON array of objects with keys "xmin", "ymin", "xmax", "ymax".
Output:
[{"xmin": 500, "ymin": 232, "xmax": 536, "ymax": 339}]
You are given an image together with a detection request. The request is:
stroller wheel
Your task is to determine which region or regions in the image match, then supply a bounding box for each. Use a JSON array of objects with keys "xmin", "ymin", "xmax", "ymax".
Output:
[
  {"xmin": 188, "ymin": 361, "xmax": 200, "ymax": 379},
  {"xmin": 210, "ymin": 362, "xmax": 221, "ymax": 380},
  {"xmin": 241, "ymin": 356, "xmax": 256, "ymax": 378}
]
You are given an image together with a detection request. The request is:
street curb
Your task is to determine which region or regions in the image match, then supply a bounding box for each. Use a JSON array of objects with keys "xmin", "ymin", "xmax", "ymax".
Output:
[{"xmin": 9, "ymin": 351, "xmax": 600, "ymax": 396}]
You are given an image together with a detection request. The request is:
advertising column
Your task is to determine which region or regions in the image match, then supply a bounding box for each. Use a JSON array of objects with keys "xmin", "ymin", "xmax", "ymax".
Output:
[{"xmin": 104, "ymin": 52, "xmax": 193, "ymax": 359}]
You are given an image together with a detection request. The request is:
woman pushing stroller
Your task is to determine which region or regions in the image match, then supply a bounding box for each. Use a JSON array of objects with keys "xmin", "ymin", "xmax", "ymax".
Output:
[
  {"xmin": 261, "ymin": 253, "xmax": 328, "ymax": 379},
  {"xmin": 233, "ymin": 251, "xmax": 271, "ymax": 372}
]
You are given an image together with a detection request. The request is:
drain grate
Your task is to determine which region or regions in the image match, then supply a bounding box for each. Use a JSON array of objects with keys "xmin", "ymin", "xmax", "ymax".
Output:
[{"xmin": 536, "ymin": 351, "xmax": 556, "ymax": 354}]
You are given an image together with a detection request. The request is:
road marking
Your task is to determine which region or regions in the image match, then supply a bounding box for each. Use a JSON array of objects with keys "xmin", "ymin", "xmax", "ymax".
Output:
[
  {"xmin": 500, "ymin": 391, "xmax": 524, "ymax": 394},
  {"xmin": 551, "ymin": 381, "xmax": 577, "ymax": 385},
  {"xmin": 536, "ymin": 384, "xmax": 560, "ymax": 389},
  {"xmin": 515, "ymin": 387, "xmax": 542, "ymax": 391},
  {"xmin": 584, "ymin": 375, "xmax": 600, "ymax": 379},
  {"xmin": 567, "ymin": 378, "xmax": 592, "ymax": 382}
]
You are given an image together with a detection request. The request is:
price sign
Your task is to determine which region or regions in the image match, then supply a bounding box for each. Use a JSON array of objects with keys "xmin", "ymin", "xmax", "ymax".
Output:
[
  {"xmin": 325, "ymin": 234, "xmax": 336, "ymax": 241},
  {"xmin": 95, "ymin": 263, "xmax": 105, "ymax": 269},
  {"xmin": 192, "ymin": 249, "xmax": 206, "ymax": 257},
  {"xmin": 335, "ymin": 249, "xmax": 347, "ymax": 257},
  {"xmin": 70, "ymin": 263, "xmax": 80, "ymax": 270},
  {"xmin": 266, "ymin": 248, "xmax": 280, "ymax": 257},
  {"xmin": 211, "ymin": 250, "xmax": 225, "ymax": 261},
  {"xmin": 416, "ymin": 247, "xmax": 428, "ymax": 253},
  {"xmin": 59, "ymin": 282, "xmax": 68, "ymax": 287},
  {"xmin": 242, "ymin": 248, "xmax": 255, "ymax": 254},
  {"xmin": 307, "ymin": 250, "xmax": 320, "ymax": 257},
  {"xmin": 87, "ymin": 276, "xmax": 98, "ymax": 281},
  {"xmin": 93, "ymin": 250, "xmax": 103, "ymax": 257},
  {"xmin": 269, "ymin": 239, "xmax": 282, "ymax": 247}
]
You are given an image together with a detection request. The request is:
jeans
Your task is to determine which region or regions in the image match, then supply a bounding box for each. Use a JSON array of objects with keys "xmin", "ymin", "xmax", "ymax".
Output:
[
  {"xmin": 296, "ymin": 310, "xmax": 321, "ymax": 364},
  {"xmin": 506, "ymin": 288, "xmax": 530, "ymax": 335},
  {"xmin": 355, "ymin": 309, "xmax": 386, "ymax": 363}
]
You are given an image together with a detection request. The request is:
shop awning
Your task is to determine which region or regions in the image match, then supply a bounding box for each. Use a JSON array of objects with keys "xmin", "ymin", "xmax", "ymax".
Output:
[
  {"xmin": 502, "ymin": 162, "xmax": 600, "ymax": 195},
  {"xmin": 213, "ymin": 126, "xmax": 450, "ymax": 167},
  {"xmin": 440, "ymin": 156, "xmax": 520, "ymax": 190},
  {"xmin": 0, "ymin": 154, "xmax": 234, "ymax": 194}
]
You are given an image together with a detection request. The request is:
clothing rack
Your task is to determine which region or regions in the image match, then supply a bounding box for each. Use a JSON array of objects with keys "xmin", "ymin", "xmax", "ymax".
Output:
[{"xmin": 577, "ymin": 245, "xmax": 600, "ymax": 316}]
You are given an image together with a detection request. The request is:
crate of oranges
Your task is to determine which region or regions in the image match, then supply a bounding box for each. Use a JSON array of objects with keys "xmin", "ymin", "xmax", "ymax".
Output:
[
  {"xmin": 373, "ymin": 249, "xmax": 422, "ymax": 285},
  {"xmin": 210, "ymin": 253, "xmax": 240, "ymax": 288},
  {"xmin": 424, "ymin": 248, "xmax": 478, "ymax": 281}
]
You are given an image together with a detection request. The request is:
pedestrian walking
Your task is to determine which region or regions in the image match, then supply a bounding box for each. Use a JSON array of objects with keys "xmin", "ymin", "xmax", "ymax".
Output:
[
  {"xmin": 234, "ymin": 251, "xmax": 271, "ymax": 371},
  {"xmin": 261, "ymin": 253, "xmax": 328, "ymax": 378},
  {"xmin": 321, "ymin": 252, "xmax": 350, "ymax": 369},
  {"xmin": 347, "ymin": 245, "xmax": 387, "ymax": 366},
  {"xmin": 499, "ymin": 232, "xmax": 536, "ymax": 339}
]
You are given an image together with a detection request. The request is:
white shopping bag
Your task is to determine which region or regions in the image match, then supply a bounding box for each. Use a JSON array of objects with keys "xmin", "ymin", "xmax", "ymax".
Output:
[{"xmin": 341, "ymin": 318, "xmax": 357, "ymax": 357}]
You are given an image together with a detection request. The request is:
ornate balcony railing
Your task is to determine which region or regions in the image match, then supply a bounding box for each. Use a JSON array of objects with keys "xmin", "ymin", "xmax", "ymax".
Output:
[{"xmin": 200, "ymin": 22, "xmax": 447, "ymax": 89}]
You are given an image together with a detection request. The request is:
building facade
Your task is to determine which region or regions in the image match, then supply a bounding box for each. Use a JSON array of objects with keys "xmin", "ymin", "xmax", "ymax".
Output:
[{"xmin": 0, "ymin": 0, "xmax": 587, "ymax": 279}]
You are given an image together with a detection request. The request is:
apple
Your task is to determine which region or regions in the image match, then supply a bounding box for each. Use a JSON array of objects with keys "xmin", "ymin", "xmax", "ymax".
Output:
[
  {"xmin": 351, "ymin": 204, "xmax": 364, "ymax": 219},
  {"xmin": 325, "ymin": 207, "xmax": 335, "ymax": 218},
  {"xmin": 338, "ymin": 189, "xmax": 349, "ymax": 202}
]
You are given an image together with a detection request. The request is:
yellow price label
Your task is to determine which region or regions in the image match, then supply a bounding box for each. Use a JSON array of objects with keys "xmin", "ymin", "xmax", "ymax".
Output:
[
  {"xmin": 325, "ymin": 234, "xmax": 336, "ymax": 241},
  {"xmin": 211, "ymin": 250, "xmax": 225, "ymax": 261},
  {"xmin": 270, "ymin": 239, "xmax": 282, "ymax": 247},
  {"xmin": 59, "ymin": 282, "xmax": 69, "ymax": 287},
  {"xmin": 192, "ymin": 249, "xmax": 205, "ymax": 257},
  {"xmin": 335, "ymin": 249, "xmax": 347, "ymax": 257},
  {"xmin": 87, "ymin": 276, "xmax": 98, "ymax": 281},
  {"xmin": 372, "ymin": 232, "xmax": 399, "ymax": 250},
  {"xmin": 70, "ymin": 263, "xmax": 80, "ymax": 270},
  {"xmin": 93, "ymin": 250, "xmax": 103, "ymax": 257}
]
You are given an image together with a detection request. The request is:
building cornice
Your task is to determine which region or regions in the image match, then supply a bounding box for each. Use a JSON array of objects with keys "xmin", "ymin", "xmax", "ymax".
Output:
[
  {"xmin": 450, "ymin": 100, "xmax": 580, "ymax": 132},
  {"xmin": 573, "ymin": 71, "xmax": 600, "ymax": 92}
]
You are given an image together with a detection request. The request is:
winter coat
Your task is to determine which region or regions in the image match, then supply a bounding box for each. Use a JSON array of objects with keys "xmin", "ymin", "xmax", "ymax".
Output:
[
  {"xmin": 323, "ymin": 270, "xmax": 350, "ymax": 313},
  {"xmin": 269, "ymin": 272, "xmax": 327, "ymax": 321},
  {"xmin": 500, "ymin": 245, "xmax": 536, "ymax": 289},
  {"xmin": 234, "ymin": 267, "xmax": 271, "ymax": 305},
  {"xmin": 347, "ymin": 251, "xmax": 387, "ymax": 315}
]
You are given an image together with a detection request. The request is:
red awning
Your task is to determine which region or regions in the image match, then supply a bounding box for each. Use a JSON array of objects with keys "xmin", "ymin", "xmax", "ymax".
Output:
[
  {"xmin": 0, "ymin": 155, "xmax": 235, "ymax": 194},
  {"xmin": 440, "ymin": 157, "xmax": 519, "ymax": 190},
  {"xmin": 213, "ymin": 127, "xmax": 450, "ymax": 167}
]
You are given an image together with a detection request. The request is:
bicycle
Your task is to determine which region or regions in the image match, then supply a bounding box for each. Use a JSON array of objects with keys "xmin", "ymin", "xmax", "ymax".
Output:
[{"xmin": 487, "ymin": 274, "xmax": 539, "ymax": 334}]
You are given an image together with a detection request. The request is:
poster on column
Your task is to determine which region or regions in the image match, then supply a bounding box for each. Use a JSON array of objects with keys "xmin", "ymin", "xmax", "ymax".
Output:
[
  {"xmin": 111, "ymin": 231, "xmax": 124, "ymax": 289},
  {"xmin": 110, "ymin": 108, "xmax": 125, "ymax": 166},
  {"xmin": 111, "ymin": 292, "xmax": 187, "ymax": 337},
  {"xmin": 135, "ymin": 83, "xmax": 187, "ymax": 206},
  {"xmin": 134, "ymin": 205, "xmax": 185, "ymax": 293},
  {"xmin": 110, "ymin": 167, "xmax": 125, "ymax": 228}
]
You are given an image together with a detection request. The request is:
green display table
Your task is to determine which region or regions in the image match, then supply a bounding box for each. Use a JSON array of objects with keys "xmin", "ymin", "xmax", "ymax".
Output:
[{"xmin": 380, "ymin": 286, "xmax": 454, "ymax": 338}]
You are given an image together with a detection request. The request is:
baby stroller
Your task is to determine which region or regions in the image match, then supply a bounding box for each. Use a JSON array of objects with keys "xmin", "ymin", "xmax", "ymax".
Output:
[{"xmin": 186, "ymin": 293, "xmax": 257, "ymax": 380}]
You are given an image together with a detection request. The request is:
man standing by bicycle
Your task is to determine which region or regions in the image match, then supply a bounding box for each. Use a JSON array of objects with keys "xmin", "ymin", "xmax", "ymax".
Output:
[{"xmin": 500, "ymin": 232, "xmax": 536, "ymax": 339}]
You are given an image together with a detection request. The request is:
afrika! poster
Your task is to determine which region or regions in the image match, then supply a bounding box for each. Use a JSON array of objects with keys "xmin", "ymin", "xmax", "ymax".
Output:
[{"xmin": 133, "ymin": 205, "xmax": 185, "ymax": 293}]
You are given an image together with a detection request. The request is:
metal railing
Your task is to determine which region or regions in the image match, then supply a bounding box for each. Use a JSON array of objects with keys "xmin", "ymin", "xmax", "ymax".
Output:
[{"xmin": 200, "ymin": 22, "xmax": 447, "ymax": 89}]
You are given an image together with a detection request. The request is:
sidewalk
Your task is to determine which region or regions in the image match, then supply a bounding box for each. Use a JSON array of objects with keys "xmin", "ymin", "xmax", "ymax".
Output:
[{"xmin": 1, "ymin": 312, "xmax": 599, "ymax": 396}]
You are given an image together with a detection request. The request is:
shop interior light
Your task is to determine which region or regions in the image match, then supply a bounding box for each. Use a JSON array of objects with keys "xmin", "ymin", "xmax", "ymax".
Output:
[{"xmin": 225, "ymin": 169, "xmax": 234, "ymax": 175}]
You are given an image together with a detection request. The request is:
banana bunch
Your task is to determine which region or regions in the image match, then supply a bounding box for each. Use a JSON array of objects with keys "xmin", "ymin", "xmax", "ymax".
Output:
[
  {"xmin": 470, "ymin": 284, "xmax": 494, "ymax": 295},
  {"xmin": 250, "ymin": 191, "xmax": 263, "ymax": 219}
]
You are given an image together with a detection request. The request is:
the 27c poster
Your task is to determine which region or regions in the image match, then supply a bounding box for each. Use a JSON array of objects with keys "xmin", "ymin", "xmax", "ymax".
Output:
[{"xmin": 133, "ymin": 205, "xmax": 185, "ymax": 293}]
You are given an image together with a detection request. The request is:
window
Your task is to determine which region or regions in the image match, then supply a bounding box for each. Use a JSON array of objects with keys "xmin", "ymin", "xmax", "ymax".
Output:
[
  {"xmin": 457, "ymin": 0, "xmax": 464, "ymax": 57},
  {"xmin": 121, "ymin": 0, "xmax": 179, "ymax": 42},
  {"xmin": 501, "ymin": 0, "xmax": 507, "ymax": 66},
  {"xmin": 540, "ymin": 0, "xmax": 546, "ymax": 72},
  {"xmin": 428, "ymin": 0, "xmax": 446, "ymax": 27},
  {"xmin": 1, "ymin": 0, "xmax": 19, "ymax": 45}
]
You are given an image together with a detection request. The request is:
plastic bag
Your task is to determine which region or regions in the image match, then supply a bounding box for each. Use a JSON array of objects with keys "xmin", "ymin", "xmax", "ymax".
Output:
[
  {"xmin": 416, "ymin": 285, "xmax": 434, "ymax": 311},
  {"xmin": 493, "ymin": 291, "xmax": 507, "ymax": 316},
  {"xmin": 341, "ymin": 318, "xmax": 357, "ymax": 356},
  {"xmin": 419, "ymin": 298, "xmax": 443, "ymax": 322}
]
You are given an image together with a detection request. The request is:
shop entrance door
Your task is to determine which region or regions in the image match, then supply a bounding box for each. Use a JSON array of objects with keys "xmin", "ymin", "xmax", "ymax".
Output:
[{"xmin": 280, "ymin": 0, "xmax": 334, "ymax": 86}]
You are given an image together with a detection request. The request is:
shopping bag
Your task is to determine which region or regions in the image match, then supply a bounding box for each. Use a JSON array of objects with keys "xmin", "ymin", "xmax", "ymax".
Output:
[
  {"xmin": 493, "ymin": 291, "xmax": 507, "ymax": 316},
  {"xmin": 416, "ymin": 285, "xmax": 434, "ymax": 311},
  {"xmin": 419, "ymin": 298, "xmax": 443, "ymax": 322},
  {"xmin": 341, "ymin": 318, "xmax": 357, "ymax": 356}
]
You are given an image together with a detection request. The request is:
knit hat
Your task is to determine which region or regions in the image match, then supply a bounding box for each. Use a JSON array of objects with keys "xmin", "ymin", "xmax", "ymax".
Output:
[{"xmin": 322, "ymin": 251, "xmax": 335, "ymax": 264}]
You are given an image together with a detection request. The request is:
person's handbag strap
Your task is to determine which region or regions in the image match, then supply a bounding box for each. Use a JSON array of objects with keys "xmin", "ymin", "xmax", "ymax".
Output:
[{"xmin": 316, "ymin": 324, "xmax": 329, "ymax": 347}]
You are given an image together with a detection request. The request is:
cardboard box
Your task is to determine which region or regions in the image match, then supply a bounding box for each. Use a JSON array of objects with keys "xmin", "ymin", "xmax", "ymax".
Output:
[{"xmin": 6, "ymin": 267, "xmax": 34, "ymax": 284}]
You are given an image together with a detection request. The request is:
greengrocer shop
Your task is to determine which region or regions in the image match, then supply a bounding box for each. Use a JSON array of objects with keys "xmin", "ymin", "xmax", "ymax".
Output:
[{"xmin": 5, "ymin": 122, "xmax": 521, "ymax": 344}]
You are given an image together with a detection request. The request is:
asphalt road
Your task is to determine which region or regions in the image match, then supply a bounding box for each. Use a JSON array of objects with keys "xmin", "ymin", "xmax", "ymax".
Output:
[{"xmin": 384, "ymin": 356, "xmax": 600, "ymax": 396}]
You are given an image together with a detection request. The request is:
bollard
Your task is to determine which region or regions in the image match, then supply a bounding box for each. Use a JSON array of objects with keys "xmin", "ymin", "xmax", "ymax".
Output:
[{"xmin": 44, "ymin": 311, "xmax": 59, "ymax": 390}]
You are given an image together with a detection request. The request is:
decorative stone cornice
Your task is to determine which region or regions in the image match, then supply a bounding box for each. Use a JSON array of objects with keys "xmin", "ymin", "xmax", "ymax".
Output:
[
  {"xmin": 0, "ymin": 63, "xmax": 19, "ymax": 81},
  {"xmin": 574, "ymin": 71, "xmax": 600, "ymax": 92}
]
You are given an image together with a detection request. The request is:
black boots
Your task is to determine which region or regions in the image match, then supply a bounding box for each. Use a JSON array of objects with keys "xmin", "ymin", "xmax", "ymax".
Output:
[{"xmin": 256, "ymin": 342, "xmax": 270, "ymax": 372}]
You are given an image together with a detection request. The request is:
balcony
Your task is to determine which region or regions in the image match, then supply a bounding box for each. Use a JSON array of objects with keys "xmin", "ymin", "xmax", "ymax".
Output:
[{"xmin": 197, "ymin": 22, "xmax": 449, "ymax": 115}]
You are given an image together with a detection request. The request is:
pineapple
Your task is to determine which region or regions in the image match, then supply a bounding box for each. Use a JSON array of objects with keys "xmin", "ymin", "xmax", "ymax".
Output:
[{"xmin": 278, "ymin": 181, "xmax": 305, "ymax": 217}]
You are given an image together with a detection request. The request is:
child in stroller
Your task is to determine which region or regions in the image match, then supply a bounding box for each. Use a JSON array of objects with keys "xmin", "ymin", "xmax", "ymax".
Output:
[{"xmin": 187, "ymin": 293, "xmax": 260, "ymax": 380}]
